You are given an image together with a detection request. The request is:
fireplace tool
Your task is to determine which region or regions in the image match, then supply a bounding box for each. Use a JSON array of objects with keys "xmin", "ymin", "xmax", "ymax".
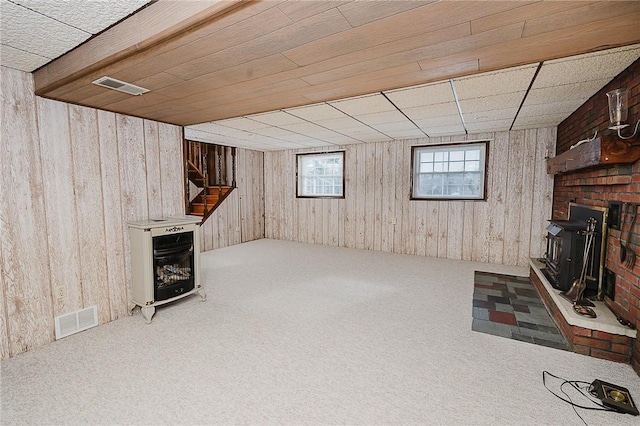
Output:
[
  {"xmin": 562, "ymin": 218, "xmax": 597, "ymax": 318},
  {"xmin": 621, "ymin": 203, "xmax": 637, "ymax": 269}
]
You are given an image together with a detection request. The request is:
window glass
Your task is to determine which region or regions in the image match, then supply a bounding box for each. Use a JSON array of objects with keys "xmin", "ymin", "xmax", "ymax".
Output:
[
  {"xmin": 411, "ymin": 142, "xmax": 487, "ymax": 200},
  {"xmin": 297, "ymin": 151, "xmax": 345, "ymax": 198}
]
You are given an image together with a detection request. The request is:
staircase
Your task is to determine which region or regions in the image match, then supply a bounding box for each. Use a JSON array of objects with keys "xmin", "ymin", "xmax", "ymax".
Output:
[
  {"xmin": 190, "ymin": 185, "xmax": 234, "ymax": 215},
  {"xmin": 185, "ymin": 140, "xmax": 236, "ymax": 222}
]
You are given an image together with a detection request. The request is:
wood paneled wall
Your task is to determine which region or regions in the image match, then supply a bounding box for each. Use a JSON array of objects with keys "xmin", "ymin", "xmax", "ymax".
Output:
[
  {"xmin": 200, "ymin": 147, "xmax": 265, "ymax": 251},
  {"xmin": 0, "ymin": 67, "xmax": 264, "ymax": 360},
  {"xmin": 264, "ymin": 130, "xmax": 555, "ymax": 267}
]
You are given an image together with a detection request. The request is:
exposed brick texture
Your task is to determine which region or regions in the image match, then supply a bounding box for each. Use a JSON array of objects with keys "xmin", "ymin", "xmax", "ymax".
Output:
[
  {"xmin": 530, "ymin": 268, "xmax": 633, "ymax": 364},
  {"xmin": 554, "ymin": 57, "xmax": 640, "ymax": 375}
]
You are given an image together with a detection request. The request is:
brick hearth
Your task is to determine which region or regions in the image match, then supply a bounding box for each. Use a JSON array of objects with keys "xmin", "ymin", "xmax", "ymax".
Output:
[{"xmin": 529, "ymin": 259, "xmax": 636, "ymax": 363}]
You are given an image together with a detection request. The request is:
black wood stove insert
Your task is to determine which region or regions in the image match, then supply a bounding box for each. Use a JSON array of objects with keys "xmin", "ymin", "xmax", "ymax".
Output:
[{"xmin": 543, "ymin": 204, "xmax": 607, "ymax": 299}]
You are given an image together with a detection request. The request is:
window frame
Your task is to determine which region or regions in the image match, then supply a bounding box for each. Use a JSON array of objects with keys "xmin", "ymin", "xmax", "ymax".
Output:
[
  {"xmin": 296, "ymin": 150, "xmax": 346, "ymax": 199},
  {"xmin": 410, "ymin": 141, "xmax": 489, "ymax": 201}
]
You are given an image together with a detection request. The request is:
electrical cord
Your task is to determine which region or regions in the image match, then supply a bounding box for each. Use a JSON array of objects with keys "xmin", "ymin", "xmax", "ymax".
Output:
[{"xmin": 542, "ymin": 371, "xmax": 618, "ymax": 426}]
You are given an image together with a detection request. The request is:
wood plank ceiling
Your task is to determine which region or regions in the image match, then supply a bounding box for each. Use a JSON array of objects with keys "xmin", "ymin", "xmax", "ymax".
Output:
[{"xmin": 33, "ymin": 0, "xmax": 640, "ymax": 134}]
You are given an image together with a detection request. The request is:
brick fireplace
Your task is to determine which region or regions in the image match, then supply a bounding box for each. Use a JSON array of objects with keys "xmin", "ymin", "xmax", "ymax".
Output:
[{"xmin": 552, "ymin": 57, "xmax": 640, "ymax": 374}]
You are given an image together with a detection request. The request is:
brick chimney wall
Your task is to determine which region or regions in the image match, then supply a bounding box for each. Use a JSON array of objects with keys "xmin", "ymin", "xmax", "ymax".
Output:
[{"xmin": 554, "ymin": 57, "xmax": 640, "ymax": 373}]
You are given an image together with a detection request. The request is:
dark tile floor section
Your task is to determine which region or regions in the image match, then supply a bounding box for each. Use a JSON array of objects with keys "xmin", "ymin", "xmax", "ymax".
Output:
[{"xmin": 472, "ymin": 271, "xmax": 570, "ymax": 351}]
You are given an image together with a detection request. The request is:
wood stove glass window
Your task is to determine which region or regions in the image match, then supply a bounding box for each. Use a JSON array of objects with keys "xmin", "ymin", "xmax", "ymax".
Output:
[
  {"xmin": 153, "ymin": 231, "xmax": 195, "ymax": 302},
  {"xmin": 411, "ymin": 142, "xmax": 488, "ymax": 200}
]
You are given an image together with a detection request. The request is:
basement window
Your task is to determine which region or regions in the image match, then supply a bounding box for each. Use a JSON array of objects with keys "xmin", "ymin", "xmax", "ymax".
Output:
[
  {"xmin": 411, "ymin": 142, "xmax": 488, "ymax": 200},
  {"xmin": 297, "ymin": 151, "xmax": 345, "ymax": 198}
]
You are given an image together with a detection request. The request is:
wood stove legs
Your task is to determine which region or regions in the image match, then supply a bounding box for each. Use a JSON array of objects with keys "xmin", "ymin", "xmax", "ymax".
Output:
[
  {"xmin": 196, "ymin": 286, "xmax": 207, "ymax": 302},
  {"xmin": 141, "ymin": 306, "xmax": 155, "ymax": 324},
  {"xmin": 130, "ymin": 285, "xmax": 207, "ymax": 324}
]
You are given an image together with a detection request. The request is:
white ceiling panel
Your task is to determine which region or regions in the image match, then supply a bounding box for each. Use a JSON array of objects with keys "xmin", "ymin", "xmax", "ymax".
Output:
[
  {"xmin": 462, "ymin": 107, "xmax": 518, "ymax": 123},
  {"xmin": 370, "ymin": 121, "xmax": 419, "ymax": 133},
  {"xmin": 413, "ymin": 114, "xmax": 464, "ymax": 128},
  {"xmin": 315, "ymin": 116, "xmax": 365, "ymax": 130},
  {"xmin": 465, "ymin": 120, "xmax": 513, "ymax": 133},
  {"xmin": 280, "ymin": 122, "xmax": 336, "ymax": 136},
  {"xmin": 286, "ymin": 103, "xmax": 348, "ymax": 121},
  {"xmin": 0, "ymin": 43, "xmax": 49, "ymax": 71},
  {"xmin": 355, "ymin": 110, "xmax": 408, "ymax": 126},
  {"xmin": 381, "ymin": 129, "xmax": 426, "ymax": 139},
  {"xmin": 385, "ymin": 81, "xmax": 454, "ymax": 108},
  {"xmin": 422, "ymin": 124, "xmax": 466, "ymax": 137},
  {"xmin": 524, "ymin": 80, "xmax": 610, "ymax": 106},
  {"xmin": 215, "ymin": 117, "xmax": 271, "ymax": 131},
  {"xmin": 403, "ymin": 102, "xmax": 460, "ymax": 120},
  {"xmin": 533, "ymin": 44, "xmax": 640, "ymax": 88},
  {"xmin": 316, "ymin": 135, "xmax": 361, "ymax": 145},
  {"xmin": 250, "ymin": 111, "xmax": 306, "ymax": 126},
  {"xmin": 250, "ymin": 126, "xmax": 301, "ymax": 139},
  {"xmin": 1, "ymin": 0, "xmax": 89, "ymax": 59},
  {"xmin": 330, "ymin": 94, "xmax": 396, "ymax": 115},
  {"xmin": 454, "ymin": 65, "xmax": 537, "ymax": 99},
  {"xmin": 339, "ymin": 127, "xmax": 390, "ymax": 141},
  {"xmin": 11, "ymin": 0, "xmax": 148, "ymax": 33},
  {"xmin": 457, "ymin": 92, "xmax": 525, "ymax": 113},
  {"xmin": 512, "ymin": 113, "xmax": 569, "ymax": 129},
  {"xmin": 518, "ymin": 99, "xmax": 586, "ymax": 118}
]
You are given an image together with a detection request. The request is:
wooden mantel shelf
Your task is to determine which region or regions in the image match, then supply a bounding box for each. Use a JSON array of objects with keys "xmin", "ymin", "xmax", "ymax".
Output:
[{"xmin": 546, "ymin": 135, "xmax": 640, "ymax": 175}]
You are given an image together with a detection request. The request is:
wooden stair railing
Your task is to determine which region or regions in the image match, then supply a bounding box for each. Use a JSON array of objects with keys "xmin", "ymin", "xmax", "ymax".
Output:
[{"xmin": 184, "ymin": 140, "xmax": 237, "ymax": 223}]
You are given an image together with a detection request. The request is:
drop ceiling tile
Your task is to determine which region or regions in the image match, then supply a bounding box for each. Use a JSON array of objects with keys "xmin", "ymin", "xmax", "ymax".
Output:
[
  {"xmin": 0, "ymin": 43, "xmax": 50, "ymax": 71},
  {"xmin": 519, "ymin": 99, "xmax": 585, "ymax": 117},
  {"xmin": 413, "ymin": 114, "xmax": 464, "ymax": 128},
  {"xmin": 309, "ymin": 129, "xmax": 349, "ymax": 141},
  {"xmin": 280, "ymin": 122, "xmax": 337, "ymax": 136},
  {"xmin": 383, "ymin": 129, "xmax": 426, "ymax": 139},
  {"xmin": 11, "ymin": 0, "xmax": 149, "ymax": 34},
  {"xmin": 403, "ymin": 102, "xmax": 460, "ymax": 120},
  {"xmin": 318, "ymin": 135, "xmax": 362, "ymax": 145},
  {"xmin": 216, "ymin": 117, "xmax": 271, "ymax": 131},
  {"xmin": 384, "ymin": 81, "xmax": 454, "ymax": 108},
  {"xmin": 184, "ymin": 128, "xmax": 227, "ymax": 144},
  {"xmin": 188, "ymin": 121, "xmax": 237, "ymax": 135},
  {"xmin": 533, "ymin": 45, "xmax": 640, "ymax": 88},
  {"xmin": 355, "ymin": 110, "xmax": 407, "ymax": 125},
  {"xmin": 512, "ymin": 113, "xmax": 568, "ymax": 128},
  {"xmin": 295, "ymin": 139, "xmax": 335, "ymax": 147},
  {"xmin": 250, "ymin": 111, "xmax": 306, "ymax": 126},
  {"xmin": 329, "ymin": 94, "xmax": 396, "ymax": 115},
  {"xmin": 336, "ymin": 138, "xmax": 365, "ymax": 145},
  {"xmin": 339, "ymin": 127, "xmax": 389, "ymax": 140},
  {"xmin": 250, "ymin": 127, "xmax": 300, "ymax": 139},
  {"xmin": 524, "ymin": 80, "xmax": 609, "ymax": 105},
  {"xmin": 464, "ymin": 120, "xmax": 512, "ymax": 133},
  {"xmin": 370, "ymin": 121, "xmax": 418, "ymax": 133},
  {"xmin": 1, "ymin": 1, "xmax": 89, "ymax": 59},
  {"xmin": 315, "ymin": 116, "xmax": 364, "ymax": 130},
  {"xmin": 457, "ymin": 92, "xmax": 525, "ymax": 113},
  {"xmin": 454, "ymin": 64, "xmax": 537, "ymax": 99},
  {"xmin": 422, "ymin": 125, "xmax": 466, "ymax": 137},
  {"xmin": 361, "ymin": 135, "xmax": 393, "ymax": 143},
  {"xmin": 286, "ymin": 103, "xmax": 347, "ymax": 121},
  {"xmin": 461, "ymin": 107, "xmax": 518, "ymax": 123}
]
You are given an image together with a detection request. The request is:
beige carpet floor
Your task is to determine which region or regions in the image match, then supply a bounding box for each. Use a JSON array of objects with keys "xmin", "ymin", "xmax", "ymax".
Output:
[{"xmin": 2, "ymin": 239, "xmax": 638, "ymax": 425}]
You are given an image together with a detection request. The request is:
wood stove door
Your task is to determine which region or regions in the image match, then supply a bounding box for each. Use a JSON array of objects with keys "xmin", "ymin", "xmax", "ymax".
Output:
[{"xmin": 152, "ymin": 232, "xmax": 195, "ymax": 301}]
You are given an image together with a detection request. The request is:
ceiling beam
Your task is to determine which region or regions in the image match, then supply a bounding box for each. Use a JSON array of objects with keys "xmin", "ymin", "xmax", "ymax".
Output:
[{"xmin": 33, "ymin": 0, "xmax": 244, "ymax": 94}]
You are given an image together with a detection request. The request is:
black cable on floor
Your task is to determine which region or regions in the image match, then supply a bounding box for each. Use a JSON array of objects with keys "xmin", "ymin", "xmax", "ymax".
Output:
[{"xmin": 542, "ymin": 371, "xmax": 617, "ymax": 425}]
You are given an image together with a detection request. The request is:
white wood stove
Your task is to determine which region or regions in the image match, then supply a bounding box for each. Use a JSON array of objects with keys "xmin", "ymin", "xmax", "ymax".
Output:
[{"xmin": 128, "ymin": 216, "xmax": 206, "ymax": 323}]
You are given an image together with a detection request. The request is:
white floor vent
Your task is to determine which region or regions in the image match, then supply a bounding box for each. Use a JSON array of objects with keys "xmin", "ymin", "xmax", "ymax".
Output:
[{"xmin": 55, "ymin": 306, "xmax": 98, "ymax": 340}]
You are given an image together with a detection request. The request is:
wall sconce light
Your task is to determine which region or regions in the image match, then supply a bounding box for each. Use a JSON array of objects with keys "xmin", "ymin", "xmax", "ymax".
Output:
[{"xmin": 607, "ymin": 88, "xmax": 639, "ymax": 139}]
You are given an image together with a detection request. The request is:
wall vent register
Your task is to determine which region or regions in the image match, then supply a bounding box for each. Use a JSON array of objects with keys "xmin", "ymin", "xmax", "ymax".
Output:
[{"xmin": 128, "ymin": 216, "xmax": 206, "ymax": 323}]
